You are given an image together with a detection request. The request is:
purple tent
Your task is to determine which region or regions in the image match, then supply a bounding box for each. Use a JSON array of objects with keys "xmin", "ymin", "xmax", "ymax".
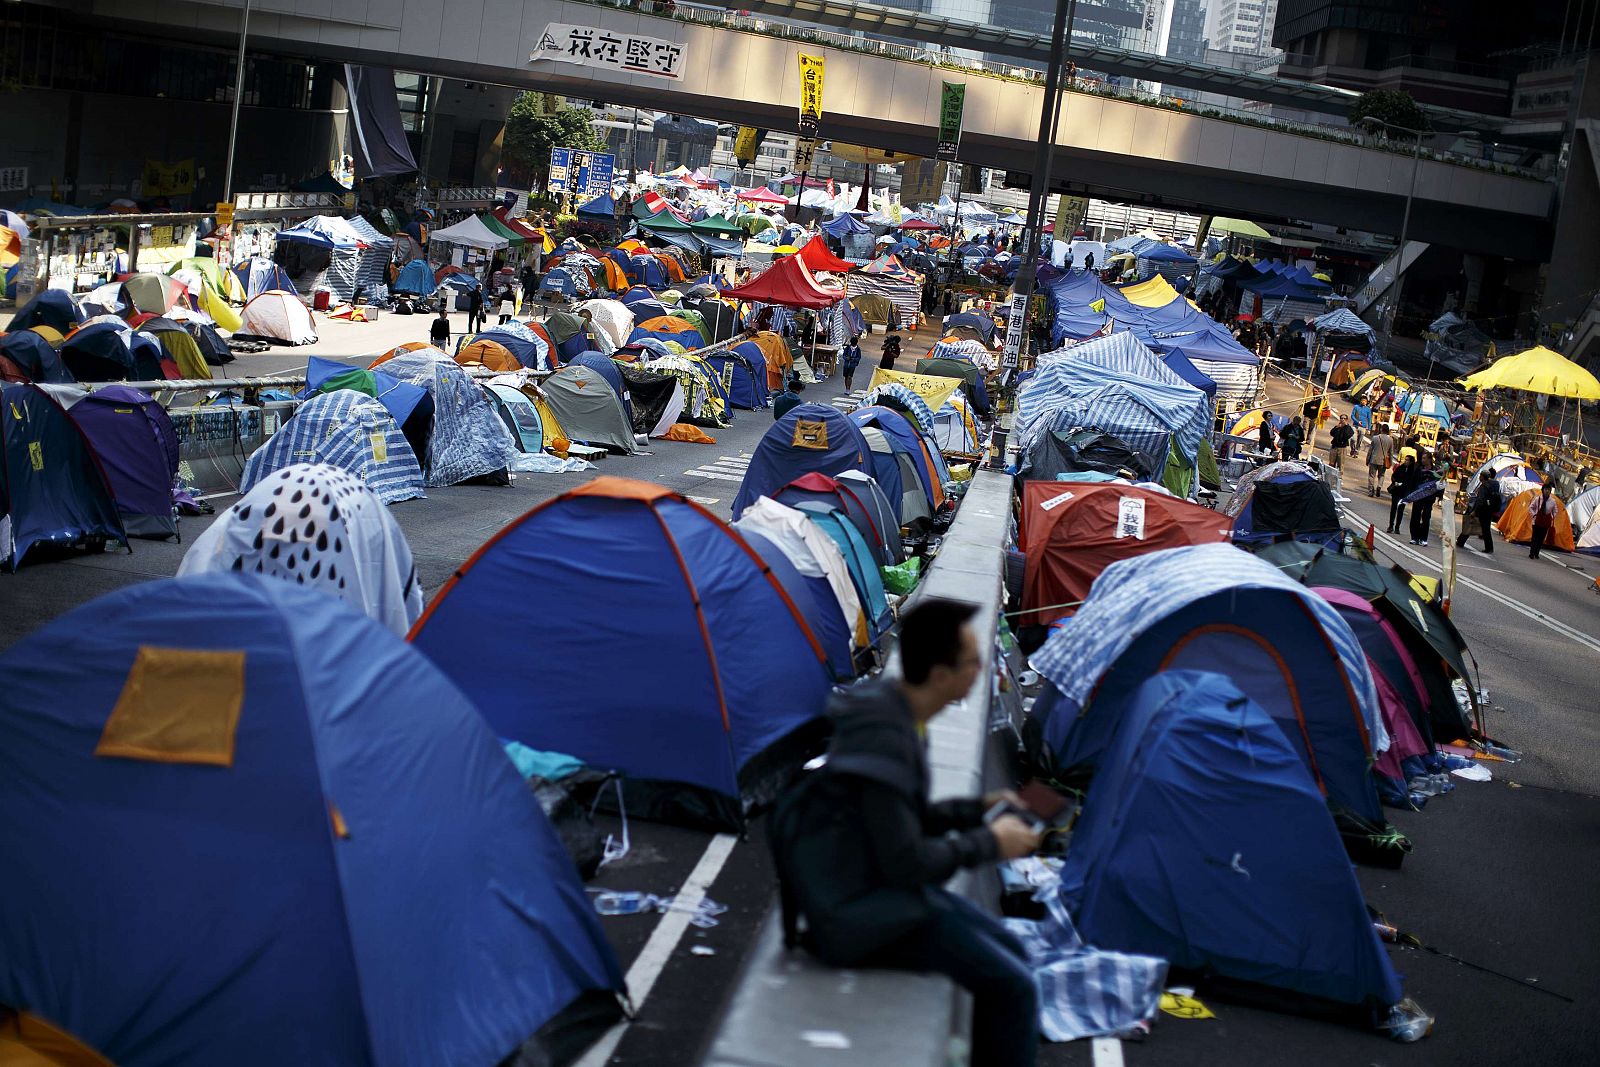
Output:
[{"xmin": 68, "ymin": 386, "xmax": 180, "ymax": 539}]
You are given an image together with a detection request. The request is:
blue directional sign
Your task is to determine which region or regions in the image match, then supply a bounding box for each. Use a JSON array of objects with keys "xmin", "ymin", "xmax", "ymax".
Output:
[{"xmin": 548, "ymin": 147, "xmax": 616, "ymax": 196}]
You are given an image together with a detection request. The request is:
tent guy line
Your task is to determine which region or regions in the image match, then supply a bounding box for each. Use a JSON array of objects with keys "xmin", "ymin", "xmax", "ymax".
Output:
[
  {"xmin": 574, "ymin": 834, "xmax": 738, "ymax": 1067},
  {"xmin": 1343, "ymin": 507, "xmax": 1600, "ymax": 657}
]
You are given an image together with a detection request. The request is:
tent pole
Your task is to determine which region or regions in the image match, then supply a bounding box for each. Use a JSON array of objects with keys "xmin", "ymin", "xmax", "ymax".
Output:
[
  {"xmin": 222, "ymin": 0, "xmax": 253, "ymax": 203},
  {"xmin": 1012, "ymin": 0, "xmax": 1075, "ymax": 354}
]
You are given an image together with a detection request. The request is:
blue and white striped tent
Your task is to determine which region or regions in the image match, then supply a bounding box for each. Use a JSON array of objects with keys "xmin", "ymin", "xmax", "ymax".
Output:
[
  {"xmin": 242, "ymin": 391, "xmax": 424, "ymax": 505},
  {"xmin": 369, "ymin": 351, "xmax": 519, "ymax": 487},
  {"xmin": 859, "ymin": 382, "xmax": 935, "ymax": 434},
  {"xmin": 1029, "ymin": 544, "xmax": 1386, "ymax": 824},
  {"xmin": 1018, "ymin": 333, "xmax": 1211, "ymax": 489}
]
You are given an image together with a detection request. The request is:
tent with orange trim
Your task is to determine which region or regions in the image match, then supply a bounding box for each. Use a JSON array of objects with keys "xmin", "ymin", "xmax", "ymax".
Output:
[
  {"xmin": 1496, "ymin": 487, "xmax": 1575, "ymax": 551},
  {"xmin": 369, "ymin": 341, "xmax": 434, "ymax": 369},
  {"xmin": 632, "ymin": 315, "xmax": 705, "ymax": 349},
  {"xmin": 409, "ymin": 476, "xmax": 835, "ymax": 827}
]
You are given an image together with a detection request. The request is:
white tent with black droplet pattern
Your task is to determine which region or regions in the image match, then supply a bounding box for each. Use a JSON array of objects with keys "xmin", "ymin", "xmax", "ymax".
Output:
[{"xmin": 179, "ymin": 463, "xmax": 425, "ymax": 635}]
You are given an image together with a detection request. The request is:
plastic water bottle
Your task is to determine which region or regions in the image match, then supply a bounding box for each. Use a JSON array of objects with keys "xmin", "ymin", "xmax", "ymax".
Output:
[{"xmin": 592, "ymin": 891, "xmax": 653, "ymax": 916}]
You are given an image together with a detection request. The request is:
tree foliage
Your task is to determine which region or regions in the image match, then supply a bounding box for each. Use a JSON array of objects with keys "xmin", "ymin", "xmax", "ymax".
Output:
[
  {"xmin": 502, "ymin": 93, "xmax": 606, "ymax": 190},
  {"xmin": 1349, "ymin": 90, "xmax": 1430, "ymax": 134}
]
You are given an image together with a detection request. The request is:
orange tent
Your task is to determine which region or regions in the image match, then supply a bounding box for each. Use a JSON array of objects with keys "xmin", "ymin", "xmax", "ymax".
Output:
[
  {"xmin": 600, "ymin": 257, "xmax": 629, "ymax": 292},
  {"xmin": 637, "ymin": 316, "xmax": 703, "ymax": 338},
  {"xmin": 656, "ymin": 253, "xmax": 686, "ymax": 284},
  {"xmin": 455, "ymin": 337, "xmax": 523, "ymax": 372},
  {"xmin": 750, "ymin": 330, "xmax": 794, "ymax": 390},
  {"xmin": 1019, "ymin": 482, "xmax": 1233, "ymax": 627},
  {"xmin": 1496, "ymin": 488, "xmax": 1576, "ymax": 551}
]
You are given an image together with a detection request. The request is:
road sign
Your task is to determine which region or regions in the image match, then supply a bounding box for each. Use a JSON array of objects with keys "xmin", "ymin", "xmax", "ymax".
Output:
[
  {"xmin": 214, "ymin": 201, "xmax": 235, "ymax": 227},
  {"xmin": 548, "ymin": 147, "xmax": 616, "ymax": 196}
]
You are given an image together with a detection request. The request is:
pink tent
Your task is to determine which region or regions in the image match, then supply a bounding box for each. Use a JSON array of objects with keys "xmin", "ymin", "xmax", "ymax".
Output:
[
  {"xmin": 736, "ymin": 187, "xmax": 791, "ymax": 205},
  {"xmin": 1312, "ymin": 586, "xmax": 1430, "ymax": 779}
]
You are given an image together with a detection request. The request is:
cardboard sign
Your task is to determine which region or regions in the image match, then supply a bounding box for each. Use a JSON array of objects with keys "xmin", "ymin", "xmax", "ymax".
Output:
[{"xmin": 1115, "ymin": 496, "xmax": 1146, "ymax": 539}]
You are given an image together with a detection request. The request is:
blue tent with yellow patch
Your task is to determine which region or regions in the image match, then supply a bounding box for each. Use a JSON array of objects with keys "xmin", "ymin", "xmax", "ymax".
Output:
[
  {"xmin": 0, "ymin": 573, "xmax": 624, "ymax": 1066},
  {"xmin": 732, "ymin": 403, "xmax": 874, "ymax": 519}
]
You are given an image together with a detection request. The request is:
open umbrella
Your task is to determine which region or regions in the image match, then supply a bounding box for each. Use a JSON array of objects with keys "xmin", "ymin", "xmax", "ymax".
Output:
[{"xmin": 1459, "ymin": 345, "xmax": 1600, "ymax": 400}]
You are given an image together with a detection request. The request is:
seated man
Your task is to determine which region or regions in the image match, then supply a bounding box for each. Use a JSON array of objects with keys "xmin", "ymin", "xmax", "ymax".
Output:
[
  {"xmin": 772, "ymin": 375, "xmax": 805, "ymax": 420},
  {"xmin": 774, "ymin": 599, "xmax": 1041, "ymax": 1066}
]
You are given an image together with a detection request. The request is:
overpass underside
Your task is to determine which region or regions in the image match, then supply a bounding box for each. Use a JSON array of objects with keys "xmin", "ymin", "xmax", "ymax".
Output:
[{"xmin": 80, "ymin": 0, "xmax": 1556, "ymax": 261}]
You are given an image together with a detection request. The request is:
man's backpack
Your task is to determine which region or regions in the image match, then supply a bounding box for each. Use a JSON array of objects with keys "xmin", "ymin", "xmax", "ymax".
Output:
[
  {"xmin": 768, "ymin": 768, "xmax": 851, "ymax": 951},
  {"xmin": 1478, "ymin": 478, "xmax": 1502, "ymax": 514}
]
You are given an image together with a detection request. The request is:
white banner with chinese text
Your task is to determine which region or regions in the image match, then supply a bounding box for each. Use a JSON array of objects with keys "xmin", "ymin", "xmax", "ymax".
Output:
[{"xmin": 532, "ymin": 23, "xmax": 688, "ymax": 80}]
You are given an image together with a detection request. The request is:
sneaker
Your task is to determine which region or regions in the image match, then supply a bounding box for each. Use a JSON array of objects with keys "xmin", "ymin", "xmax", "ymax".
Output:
[{"xmin": 1419, "ymin": 540, "xmax": 1429, "ymax": 546}]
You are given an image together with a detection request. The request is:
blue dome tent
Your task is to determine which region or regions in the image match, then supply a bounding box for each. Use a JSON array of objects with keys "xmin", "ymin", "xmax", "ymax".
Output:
[
  {"xmin": 0, "ymin": 574, "xmax": 624, "ymax": 1066},
  {"xmin": 1, "ymin": 382, "xmax": 128, "ymax": 569},
  {"xmin": 410, "ymin": 477, "xmax": 835, "ymax": 828},
  {"xmin": 731, "ymin": 403, "xmax": 874, "ymax": 519},
  {"xmin": 393, "ymin": 259, "xmax": 437, "ymax": 296},
  {"xmin": 704, "ymin": 342, "xmax": 769, "ymax": 409},
  {"xmin": 1030, "ymin": 544, "xmax": 1385, "ymax": 825},
  {"xmin": 1057, "ymin": 670, "xmax": 1403, "ymax": 1010}
]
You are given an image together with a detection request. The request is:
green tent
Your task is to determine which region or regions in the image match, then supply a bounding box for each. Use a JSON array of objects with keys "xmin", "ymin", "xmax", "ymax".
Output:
[{"xmin": 479, "ymin": 214, "xmax": 525, "ymax": 246}]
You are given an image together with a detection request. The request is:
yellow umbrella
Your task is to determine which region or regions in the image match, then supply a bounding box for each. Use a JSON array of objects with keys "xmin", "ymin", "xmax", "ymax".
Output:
[
  {"xmin": 1459, "ymin": 345, "xmax": 1600, "ymax": 400},
  {"xmin": 1211, "ymin": 217, "xmax": 1272, "ymax": 239}
]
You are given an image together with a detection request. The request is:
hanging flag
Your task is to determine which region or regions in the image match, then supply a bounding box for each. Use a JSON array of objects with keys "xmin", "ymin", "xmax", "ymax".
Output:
[
  {"xmin": 797, "ymin": 53, "xmax": 825, "ymax": 138},
  {"xmin": 937, "ymin": 82, "xmax": 966, "ymax": 162},
  {"xmin": 794, "ymin": 137, "xmax": 818, "ymax": 174},
  {"xmin": 734, "ymin": 126, "xmax": 767, "ymax": 168}
]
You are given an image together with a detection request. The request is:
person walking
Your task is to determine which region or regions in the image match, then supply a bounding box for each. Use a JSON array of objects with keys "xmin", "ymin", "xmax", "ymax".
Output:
[
  {"xmin": 465, "ymin": 286, "xmax": 485, "ymax": 334},
  {"xmin": 879, "ymin": 333, "xmax": 902, "ymax": 371},
  {"xmin": 1255, "ymin": 415, "xmax": 1275, "ymax": 458},
  {"xmin": 1528, "ymin": 482, "xmax": 1560, "ymax": 559},
  {"xmin": 496, "ymin": 287, "xmax": 515, "ymax": 325},
  {"xmin": 1366, "ymin": 424, "xmax": 1396, "ymax": 496},
  {"xmin": 1327, "ymin": 414, "xmax": 1355, "ymax": 472},
  {"xmin": 1279, "ymin": 415, "xmax": 1306, "ymax": 461},
  {"xmin": 1408, "ymin": 459, "xmax": 1441, "ymax": 545},
  {"xmin": 1455, "ymin": 475, "xmax": 1502, "ymax": 554},
  {"xmin": 841, "ymin": 334, "xmax": 863, "ymax": 392},
  {"xmin": 429, "ymin": 308, "xmax": 450, "ymax": 349},
  {"xmin": 771, "ymin": 599, "xmax": 1041, "ymax": 1067},
  {"xmin": 1387, "ymin": 453, "xmax": 1418, "ymax": 535}
]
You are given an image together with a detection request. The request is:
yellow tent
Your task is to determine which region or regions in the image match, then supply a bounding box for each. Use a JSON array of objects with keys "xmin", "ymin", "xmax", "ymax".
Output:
[
  {"xmin": 1459, "ymin": 345, "xmax": 1600, "ymax": 400},
  {"xmin": 1119, "ymin": 275, "xmax": 1179, "ymax": 307}
]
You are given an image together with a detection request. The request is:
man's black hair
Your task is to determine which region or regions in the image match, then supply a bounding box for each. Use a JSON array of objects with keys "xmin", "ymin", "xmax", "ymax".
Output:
[
  {"xmin": 900, "ymin": 598, "xmax": 979, "ymax": 685},
  {"xmin": 791, "ymin": 379, "xmax": 806, "ymax": 393}
]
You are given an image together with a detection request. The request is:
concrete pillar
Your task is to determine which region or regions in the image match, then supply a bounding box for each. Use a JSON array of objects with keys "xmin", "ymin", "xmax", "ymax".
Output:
[{"xmin": 1541, "ymin": 59, "xmax": 1600, "ymax": 358}]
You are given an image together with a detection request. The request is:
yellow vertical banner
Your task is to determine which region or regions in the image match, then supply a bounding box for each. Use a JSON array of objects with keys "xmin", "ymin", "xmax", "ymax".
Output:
[
  {"xmin": 797, "ymin": 53, "xmax": 825, "ymax": 138},
  {"xmin": 734, "ymin": 126, "xmax": 762, "ymax": 168}
]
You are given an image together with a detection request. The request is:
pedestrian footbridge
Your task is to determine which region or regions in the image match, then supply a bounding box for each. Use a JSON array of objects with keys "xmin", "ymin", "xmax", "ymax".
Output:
[{"xmin": 107, "ymin": 0, "xmax": 1554, "ymax": 259}]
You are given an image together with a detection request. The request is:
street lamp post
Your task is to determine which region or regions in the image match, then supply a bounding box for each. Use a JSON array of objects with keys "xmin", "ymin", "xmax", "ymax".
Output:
[
  {"xmin": 1012, "ymin": 0, "xmax": 1078, "ymax": 344},
  {"xmin": 1362, "ymin": 116, "xmax": 1425, "ymax": 374},
  {"xmin": 222, "ymin": 0, "xmax": 253, "ymax": 203}
]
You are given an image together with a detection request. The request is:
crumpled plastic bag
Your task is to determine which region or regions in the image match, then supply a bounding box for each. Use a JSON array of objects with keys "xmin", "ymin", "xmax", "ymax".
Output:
[{"xmin": 880, "ymin": 556, "xmax": 923, "ymax": 595}]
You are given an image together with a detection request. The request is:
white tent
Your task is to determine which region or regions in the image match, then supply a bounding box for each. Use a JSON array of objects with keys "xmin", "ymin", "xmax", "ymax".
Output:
[
  {"xmin": 429, "ymin": 215, "xmax": 509, "ymax": 250},
  {"xmin": 238, "ymin": 290, "xmax": 317, "ymax": 344}
]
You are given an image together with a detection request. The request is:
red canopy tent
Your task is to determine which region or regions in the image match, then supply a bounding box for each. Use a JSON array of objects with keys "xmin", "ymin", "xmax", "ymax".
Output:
[
  {"xmin": 721, "ymin": 255, "xmax": 843, "ymax": 309},
  {"xmin": 796, "ymin": 239, "xmax": 856, "ymax": 274},
  {"xmin": 899, "ymin": 217, "xmax": 942, "ymax": 231},
  {"xmin": 736, "ymin": 187, "xmax": 791, "ymax": 205}
]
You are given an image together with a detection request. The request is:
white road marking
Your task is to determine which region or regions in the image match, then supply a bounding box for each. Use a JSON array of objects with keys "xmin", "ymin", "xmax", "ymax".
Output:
[
  {"xmin": 1343, "ymin": 507, "xmax": 1600, "ymax": 656},
  {"xmin": 684, "ymin": 470, "xmax": 745, "ymax": 482},
  {"xmin": 1092, "ymin": 1037, "xmax": 1125, "ymax": 1067},
  {"xmin": 686, "ymin": 495, "xmax": 719, "ymax": 506},
  {"xmin": 574, "ymin": 834, "xmax": 739, "ymax": 1067}
]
